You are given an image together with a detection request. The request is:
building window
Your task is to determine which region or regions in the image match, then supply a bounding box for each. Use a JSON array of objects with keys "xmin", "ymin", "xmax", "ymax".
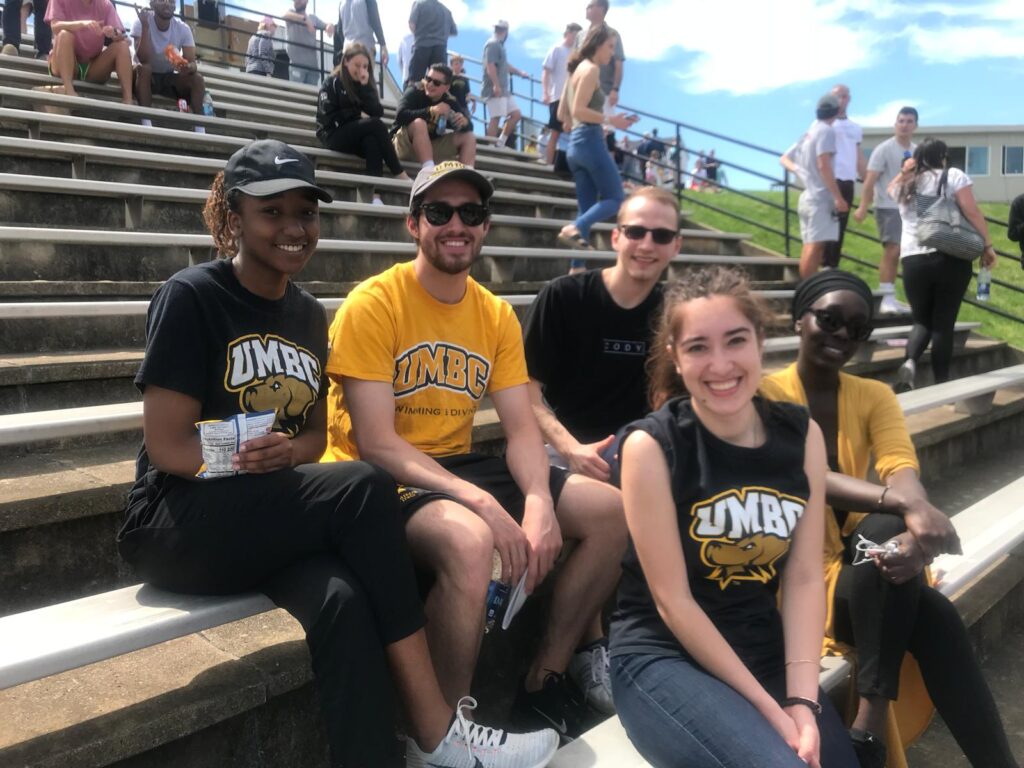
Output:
[
  {"xmin": 966, "ymin": 146, "xmax": 989, "ymax": 176},
  {"xmin": 1003, "ymin": 146, "xmax": 1024, "ymax": 175},
  {"xmin": 947, "ymin": 146, "xmax": 966, "ymax": 171}
]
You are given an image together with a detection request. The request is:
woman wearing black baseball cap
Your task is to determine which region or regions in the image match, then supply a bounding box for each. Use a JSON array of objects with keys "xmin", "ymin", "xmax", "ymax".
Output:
[{"xmin": 117, "ymin": 140, "xmax": 558, "ymax": 768}]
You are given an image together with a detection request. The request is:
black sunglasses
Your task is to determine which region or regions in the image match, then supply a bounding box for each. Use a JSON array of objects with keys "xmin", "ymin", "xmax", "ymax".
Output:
[
  {"xmin": 424, "ymin": 76, "xmax": 449, "ymax": 88},
  {"xmin": 809, "ymin": 308, "xmax": 873, "ymax": 341},
  {"xmin": 416, "ymin": 202, "xmax": 490, "ymax": 227},
  {"xmin": 618, "ymin": 224, "xmax": 678, "ymax": 245}
]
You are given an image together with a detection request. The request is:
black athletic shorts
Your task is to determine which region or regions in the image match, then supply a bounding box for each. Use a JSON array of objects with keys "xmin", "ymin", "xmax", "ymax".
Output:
[
  {"xmin": 397, "ymin": 452, "xmax": 571, "ymax": 523},
  {"xmin": 547, "ymin": 101, "xmax": 562, "ymax": 131}
]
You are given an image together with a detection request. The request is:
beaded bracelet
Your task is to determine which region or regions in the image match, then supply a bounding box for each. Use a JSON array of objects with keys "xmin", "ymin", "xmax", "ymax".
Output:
[{"xmin": 781, "ymin": 696, "xmax": 822, "ymax": 715}]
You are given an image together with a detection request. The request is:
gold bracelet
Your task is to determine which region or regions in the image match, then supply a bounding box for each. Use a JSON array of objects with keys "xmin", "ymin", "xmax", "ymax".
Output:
[{"xmin": 785, "ymin": 659, "xmax": 819, "ymax": 666}]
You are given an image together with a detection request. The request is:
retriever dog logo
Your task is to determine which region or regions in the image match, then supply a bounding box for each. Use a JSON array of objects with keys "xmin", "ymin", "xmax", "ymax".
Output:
[
  {"xmin": 242, "ymin": 374, "xmax": 316, "ymax": 435},
  {"xmin": 702, "ymin": 533, "xmax": 789, "ymax": 588}
]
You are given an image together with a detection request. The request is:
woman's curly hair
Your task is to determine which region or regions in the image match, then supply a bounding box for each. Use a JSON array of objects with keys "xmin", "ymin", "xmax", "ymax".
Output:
[{"xmin": 203, "ymin": 171, "xmax": 242, "ymax": 257}]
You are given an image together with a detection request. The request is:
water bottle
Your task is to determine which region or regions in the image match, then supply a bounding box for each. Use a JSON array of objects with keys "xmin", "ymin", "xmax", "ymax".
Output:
[
  {"xmin": 976, "ymin": 266, "xmax": 991, "ymax": 302},
  {"xmin": 484, "ymin": 550, "xmax": 509, "ymax": 633},
  {"xmin": 435, "ymin": 113, "xmax": 447, "ymax": 135},
  {"xmin": 201, "ymin": 92, "xmax": 215, "ymax": 117}
]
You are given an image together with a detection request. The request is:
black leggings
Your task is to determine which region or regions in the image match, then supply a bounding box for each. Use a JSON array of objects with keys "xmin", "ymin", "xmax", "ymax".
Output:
[
  {"xmin": 832, "ymin": 514, "xmax": 1015, "ymax": 768},
  {"xmin": 823, "ymin": 179, "xmax": 855, "ymax": 268},
  {"xmin": 2, "ymin": 0, "xmax": 51, "ymax": 55},
  {"xmin": 901, "ymin": 251, "xmax": 973, "ymax": 383},
  {"xmin": 117, "ymin": 461, "xmax": 425, "ymax": 768},
  {"xmin": 323, "ymin": 118, "xmax": 404, "ymax": 178}
]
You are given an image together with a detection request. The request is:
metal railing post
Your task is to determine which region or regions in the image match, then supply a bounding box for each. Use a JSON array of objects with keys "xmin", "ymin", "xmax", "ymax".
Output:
[
  {"xmin": 675, "ymin": 123, "xmax": 683, "ymax": 208},
  {"xmin": 783, "ymin": 170, "xmax": 791, "ymax": 258}
]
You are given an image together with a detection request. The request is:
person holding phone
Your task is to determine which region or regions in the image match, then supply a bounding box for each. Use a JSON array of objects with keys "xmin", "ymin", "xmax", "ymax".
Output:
[
  {"xmin": 131, "ymin": 0, "xmax": 207, "ymax": 123},
  {"xmin": 556, "ymin": 22, "xmax": 634, "ymax": 251},
  {"xmin": 45, "ymin": 0, "xmax": 133, "ymax": 102}
]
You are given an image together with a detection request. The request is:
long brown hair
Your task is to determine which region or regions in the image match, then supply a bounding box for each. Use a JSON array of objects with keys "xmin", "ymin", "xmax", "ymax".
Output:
[
  {"xmin": 202, "ymin": 171, "xmax": 241, "ymax": 258},
  {"xmin": 646, "ymin": 267, "xmax": 772, "ymax": 410},
  {"xmin": 567, "ymin": 23, "xmax": 613, "ymax": 74},
  {"xmin": 330, "ymin": 42, "xmax": 376, "ymax": 109},
  {"xmin": 894, "ymin": 137, "xmax": 947, "ymax": 204}
]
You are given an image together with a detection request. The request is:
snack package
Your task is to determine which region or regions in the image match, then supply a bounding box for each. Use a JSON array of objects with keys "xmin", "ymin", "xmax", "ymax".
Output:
[
  {"xmin": 195, "ymin": 410, "xmax": 276, "ymax": 478},
  {"xmin": 164, "ymin": 43, "xmax": 190, "ymax": 71}
]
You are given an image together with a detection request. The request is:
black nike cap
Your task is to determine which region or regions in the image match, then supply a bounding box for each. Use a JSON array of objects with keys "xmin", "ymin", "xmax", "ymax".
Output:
[{"xmin": 223, "ymin": 139, "xmax": 332, "ymax": 202}]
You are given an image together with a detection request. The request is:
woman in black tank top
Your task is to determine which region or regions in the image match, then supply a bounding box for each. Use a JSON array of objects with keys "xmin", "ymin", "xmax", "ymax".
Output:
[{"xmin": 608, "ymin": 267, "xmax": 858, "ymax": 768}]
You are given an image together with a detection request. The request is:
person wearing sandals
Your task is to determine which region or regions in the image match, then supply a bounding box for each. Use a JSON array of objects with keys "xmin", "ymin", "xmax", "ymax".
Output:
[
  {"xmin": 760, "ymin": 269, "xmax": 1017, "ymax": 768},
  {"xmin": 887, "ymin": 139, "xmax": 998, "ymax": 391},
  {"xmin": 555, "ymin": 23, "xmax": 636, "ymax": 251},
  {"xmin": 116, "ymin": 140, "xmax": 559, "ymax": 768}
]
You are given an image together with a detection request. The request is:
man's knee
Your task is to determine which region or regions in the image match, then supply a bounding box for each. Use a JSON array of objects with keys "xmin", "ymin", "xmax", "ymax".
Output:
[
  {"xmin": 136, "ymin": 62, "xmax": 152, "ymax": 80},
  {"xmin": 407, "ymin": 117, "xmax": 427, "ymax": 136},
  {"xmin": 53, "ymin": 28, "xmax": 73, "ymax": 47},
  {"xmin": 455, "ymin": 131, "xmax": 475, "ymax": 148},
  {"xmin": 508, "ymin": 110, "xmax": 521, "ymax": 123}
]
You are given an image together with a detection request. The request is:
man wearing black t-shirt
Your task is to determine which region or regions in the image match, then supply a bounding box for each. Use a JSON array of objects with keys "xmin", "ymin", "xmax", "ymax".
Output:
[
  {"xmin": 522, "ymin": 186, "xmax": 680, "ymax": 713},
  {"xmin": 525, "ymin": 186, "xmax": 680, "ymax": 479}
]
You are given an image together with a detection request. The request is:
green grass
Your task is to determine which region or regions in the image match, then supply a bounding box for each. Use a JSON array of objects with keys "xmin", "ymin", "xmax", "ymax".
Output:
[{"xmin": 680, "ymin": 190, "xmax": 1024, "ymax": 351}]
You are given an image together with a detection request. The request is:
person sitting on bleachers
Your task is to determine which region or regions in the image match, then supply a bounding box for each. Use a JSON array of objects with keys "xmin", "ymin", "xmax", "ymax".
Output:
[
  {"xmin": 116, "ymin": 139, "xmax": 559, "ymax": 768},
  {"xmin": 390, "ymin": 63, "xmax": 475, "ymax": 169},
  {"xmin": 321, "ymin": 160, "xmax": 626, "ymax": 741},
  {"xmin": 759, "ymin": 270, "xmax": 1018, "ymax": 768},
  {"xmin": 609, "ymin": 267, "xmax": 859, "ymax": 768},
  {"xmin": 521, "ymin": 186, "xmax": 679, "ymax": 716},
  {"xmin": 44, "ymin": 0, "xmax": 132, "ymax": 103},
  {"xmin": 316, "ymin": 42, "xmax": 409, "ymax": 204},
  {"xmin": 244, "ymin": 15, "xmax": 275, "ymax": 76},
  {"xmin": 131, "ymin": 0, "xmax": 207, "ymax": 131}
]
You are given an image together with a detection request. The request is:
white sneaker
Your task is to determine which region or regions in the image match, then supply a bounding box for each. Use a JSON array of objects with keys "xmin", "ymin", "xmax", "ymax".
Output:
[
  {"xmin": 495, "ymin": 136, "xmax": 507, "ymax": 148},
  {"xmin": 1, "ymin": 43, "xmax": 18, "ymax": 56},
  {"xmin": 878, "ymin": 295, "xmax": 900, "ymax": 314},
  {"xmin": 567, "ymin": 641, "xmax": 615, "ymax": 715},
  {"xmin": 406, "ymin": 696, "xmax": 559, "ymax": 768}
]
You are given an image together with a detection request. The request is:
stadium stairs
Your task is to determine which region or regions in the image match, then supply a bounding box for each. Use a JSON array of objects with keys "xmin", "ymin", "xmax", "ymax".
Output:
[{"xmin": 0, "ymin": 49, "xmax": 1022, "ymax": 767}]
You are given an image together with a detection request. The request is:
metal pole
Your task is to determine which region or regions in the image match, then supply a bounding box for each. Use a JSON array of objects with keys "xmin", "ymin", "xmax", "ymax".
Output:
[
  {"xmin": 783, "ymin": 170, "xmax": 791, "ymax": 259},
  {"xmin": 675, "ymin": 123, "xmax": 683, "ymax": 209}
]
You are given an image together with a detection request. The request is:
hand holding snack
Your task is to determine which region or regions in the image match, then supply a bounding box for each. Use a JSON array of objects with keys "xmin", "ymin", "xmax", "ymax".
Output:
[{"xmin": 165, "ymin": 43, "xmax": 191, "ymax": 72}]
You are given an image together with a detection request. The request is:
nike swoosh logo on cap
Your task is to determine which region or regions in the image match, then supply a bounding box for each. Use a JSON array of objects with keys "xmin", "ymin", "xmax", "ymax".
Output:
[
  {"xmin": 428, "ymin": 760, "xmax": 483, "ymax": 768},
  {"xmin": 274, "ymin": 156, "xmax": 299, "ymax": 165}
]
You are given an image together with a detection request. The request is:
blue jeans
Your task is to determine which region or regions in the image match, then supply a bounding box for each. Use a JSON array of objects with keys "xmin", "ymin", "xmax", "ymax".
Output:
[
  {"xmin": 567, "ymin": 123, "xmax": 624, "ymax": 239},
  {"xmin": 290, "ymin": 65, "xmax": 322, "ymax": 86},
  {"xmin": 611, "ymin": 653, "xmax": 859, "ymax": 768}
]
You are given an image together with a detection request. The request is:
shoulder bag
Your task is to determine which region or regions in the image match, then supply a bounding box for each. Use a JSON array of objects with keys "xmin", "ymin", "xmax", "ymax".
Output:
[{"xmin": 915, "ymin": 168, "xmax": 984, "ymax": 261}]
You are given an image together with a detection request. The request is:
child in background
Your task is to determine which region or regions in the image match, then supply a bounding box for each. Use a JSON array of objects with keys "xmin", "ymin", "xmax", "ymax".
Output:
[
  {"xmin": 448, "ymin": 53, "xmax": 475, "ymax": 113},
  {"xmin": 244, "ymin": 15, "xmax": 276, "ymax": 76}
]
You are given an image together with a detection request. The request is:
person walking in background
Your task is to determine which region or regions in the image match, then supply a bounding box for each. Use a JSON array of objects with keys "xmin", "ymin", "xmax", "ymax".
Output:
[
  {"xmin": 317, "ymin": 42, "xmax": 409, "ymax": 203},
  {"xmin": 333, "ymin": 0, "xmax": 384, "ymax": 73},
  {"xmin": 556, "ymin": 23, "xmax": 636, "ymax": 251},
  {"xmin": 2, "ymin": 0, "xmax": 51, "ymax": 58},
  {"xmin": 582, "ymin": 0, "xmax": 623, "ymax": 107},
  {"xmin": 284, "ymin": 0, "xmax": 332, "ymax": 85},
  {"xmin": 541, "ymin": 22, "xmax": 581, "ymax": 166},
  {"xmin": 481, "ymin": 20, "xmax": 528, "ymax": 149},
  {"xmin": 244, "ymin": 15, "xmax": 276, "ymax": 76},
  {"xmin": 854, "ymin": 106, "xmax": 918, "ymax": 314},
  {"xmin": 824, "ymin": 84, "xmax": 865, "ymax": 268},
  {"xmin": 780, "ymin": 94, "xmax": 848, "ymax": 278},
  {"xmin": 397, "ymin": 28, "xmax": 413, "ymax": 85},
  {"xmin": 888, "ymin": 139, "xmax": 998, "ymax": 391},
  {"xmin": 406, "ymin": 0, "xmax": 455, "ymax": 87}
]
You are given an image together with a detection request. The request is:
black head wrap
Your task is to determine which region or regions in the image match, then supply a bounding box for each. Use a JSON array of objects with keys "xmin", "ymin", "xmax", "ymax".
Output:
[{"xmin": 791, "ymin": 270, "xmax": 874, "ymax": 324}]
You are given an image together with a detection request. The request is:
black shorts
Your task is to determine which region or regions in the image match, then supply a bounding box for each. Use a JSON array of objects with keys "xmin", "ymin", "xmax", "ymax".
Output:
[
  {"xmin": 547, "ymin": 101, "xmax": 562, "ymax": 132},
  {"xmin": 139, "ymin": 70, "xmax": 186, "ymax": 99},
  {"xmin": 397, "ymin": 452, "xmax": 571, "ymax": 523}
]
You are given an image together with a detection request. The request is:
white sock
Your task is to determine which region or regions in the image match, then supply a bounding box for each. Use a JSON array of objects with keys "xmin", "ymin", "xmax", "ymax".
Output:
[
  {"xmin": 194, "ymin": 125, "xmax": 206, "ymax": 134},
  {"xmin": 421, "ymin": 160, "xmax": 435, "ymax": 171},
  {"xmin": 140, "ymin": 118, "xmax": 152, "ymax": 127},
  {"xmin": 495, "ymin": 135, "xmax": 506, "ymax": 148},
  {"xmin": 879, "ymin": 282, "xmax": 895, "ymax": 295}
]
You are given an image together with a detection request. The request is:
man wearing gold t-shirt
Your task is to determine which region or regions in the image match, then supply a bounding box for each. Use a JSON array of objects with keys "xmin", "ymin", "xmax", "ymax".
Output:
[{"xmin": 323, "ymin": 161, "xmax": 625, "ymax": 739}]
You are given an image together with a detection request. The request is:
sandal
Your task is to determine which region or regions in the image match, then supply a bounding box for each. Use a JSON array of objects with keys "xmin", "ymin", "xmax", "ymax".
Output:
[{"xmin": 557, "ymin": 231, "xmax": 594, "ymax": 250}]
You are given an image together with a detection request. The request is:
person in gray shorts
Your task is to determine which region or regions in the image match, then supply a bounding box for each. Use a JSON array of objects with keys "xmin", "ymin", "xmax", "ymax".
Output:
[
  {"xmin": 855, "ymin": 106, "xmax": 918, "ymax": 313},
  {"xmin": 780, "ymin": 94, "xmax": 848, "ymax": 277}
]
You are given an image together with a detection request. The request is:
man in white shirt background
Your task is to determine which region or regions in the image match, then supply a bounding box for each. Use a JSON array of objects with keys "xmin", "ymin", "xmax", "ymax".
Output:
[
  {"xmin": 824, "ymin": 83, "xmax": 866, "ymax": 268},
  {"xmin": 541, "ymin": 22, "xmax": 581, "ymax": 166}
]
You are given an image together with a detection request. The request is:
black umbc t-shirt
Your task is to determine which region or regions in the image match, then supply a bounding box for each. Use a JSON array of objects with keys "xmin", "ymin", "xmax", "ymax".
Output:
[
  {"xmin": 124, "ymin": 259, "xmax": 328, "ymax": 525},
  {"xmin": 523, "ymin": 270, "xmax": 662, "ymax": 444},
  {"xmin": 609, "ymin": 396, "xmax": 810, "ymax": 681}
]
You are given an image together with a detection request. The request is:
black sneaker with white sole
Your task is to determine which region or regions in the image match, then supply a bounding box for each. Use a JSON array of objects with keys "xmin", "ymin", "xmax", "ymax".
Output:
[{"xmin": 510, "ymin": 672, "xmax": 591, "ymax": 744}]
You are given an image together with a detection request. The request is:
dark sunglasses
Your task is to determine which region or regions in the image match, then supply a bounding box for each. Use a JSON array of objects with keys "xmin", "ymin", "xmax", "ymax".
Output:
[
  {"xmin": 424, "ymin": 76, "xmax": 449, "ymax": 88},
  {"xmin": 809, "ymin": 308, "xmax": 873, "ymax": 341},
  {"xmin": 618, "ymin": 224, "xmax": 678, "ymax": 245},
  {"xmin": 416, "ymin": 202, "xmax": 490, "ymax": 227}
]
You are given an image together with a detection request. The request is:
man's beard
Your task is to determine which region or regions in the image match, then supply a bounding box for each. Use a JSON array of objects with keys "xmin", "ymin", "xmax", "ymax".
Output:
[{"xmin": 419, "ymin": 237, "xmax": 482, "ymax": 275}]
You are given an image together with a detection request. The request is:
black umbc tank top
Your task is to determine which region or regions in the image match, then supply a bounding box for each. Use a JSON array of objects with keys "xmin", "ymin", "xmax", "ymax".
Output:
[{"xmin": 609, "ymin": 396, "xmax": 811, "ymax": 681}]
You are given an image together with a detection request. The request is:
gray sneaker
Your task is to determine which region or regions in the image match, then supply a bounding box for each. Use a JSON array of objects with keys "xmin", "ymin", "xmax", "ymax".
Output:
[
  {"xmin": 1, "ymin": 43, "xmax": 19, "ymax": 57},
  {"xmin": 567, "ymin": 640, "xmax": 615, "ymax": 715},
  {"xmin": 406, "ymin": 696, "xmax": 559, "ymax": 768}
]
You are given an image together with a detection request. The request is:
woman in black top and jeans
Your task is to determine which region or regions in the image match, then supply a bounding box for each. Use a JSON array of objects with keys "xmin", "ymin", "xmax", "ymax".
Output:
[
  {"xmin": 317, "ymin": 42, "xmax": 409, "ymax": 203},
  {"xmin": 116, "ymin": 140, "xmax": 557, "ymax": 768},
  {"xmin": 609, "ymin": 267, "xmax": 858, "ymax": 768}
]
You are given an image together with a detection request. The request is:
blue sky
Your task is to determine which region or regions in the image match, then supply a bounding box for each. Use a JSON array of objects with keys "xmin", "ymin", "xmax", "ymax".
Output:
[{"xmin": 355, "ymin": 0, "xmax": 1024, "ymax": 189}]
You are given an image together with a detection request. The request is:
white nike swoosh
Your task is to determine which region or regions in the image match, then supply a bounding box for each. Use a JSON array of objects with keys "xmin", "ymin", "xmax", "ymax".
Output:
[
  {"xmin": 532, "ymin": 707, "xmax": 567, "ymax": 734},
  {"xmin": 274, "ymin": 156, "xmax": 299, "ymax": 165}
]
